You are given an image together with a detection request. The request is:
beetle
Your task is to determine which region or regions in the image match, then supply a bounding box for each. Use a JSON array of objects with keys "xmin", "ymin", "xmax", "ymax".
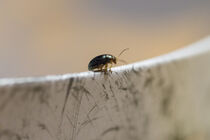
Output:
[{"xmin": 88, "ymin": 48, "xmax": 129, "ymax": 72}]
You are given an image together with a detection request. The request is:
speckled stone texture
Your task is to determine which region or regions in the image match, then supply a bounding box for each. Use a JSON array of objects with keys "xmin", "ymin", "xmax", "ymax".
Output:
[{"xmin": 0, "ymin": 37, "xmax": 210, "ymax": 140}]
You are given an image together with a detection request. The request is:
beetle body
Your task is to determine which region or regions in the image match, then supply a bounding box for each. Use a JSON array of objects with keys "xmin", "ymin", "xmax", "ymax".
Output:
[{"xmin": 88, "ymin": 54, "xmax": 116, "ymax": 72}]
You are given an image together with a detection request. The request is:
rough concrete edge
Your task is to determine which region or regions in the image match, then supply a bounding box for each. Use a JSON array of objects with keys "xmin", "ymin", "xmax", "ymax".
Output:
[{"xmin": 0, "ymin": 36, "xmax": 210, "ymax": 86}]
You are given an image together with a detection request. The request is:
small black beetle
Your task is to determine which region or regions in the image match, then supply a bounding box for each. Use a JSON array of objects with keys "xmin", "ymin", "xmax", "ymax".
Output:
[{"xmin": 88, "ymin": 48, "xmax": 129, "ymax": 72}]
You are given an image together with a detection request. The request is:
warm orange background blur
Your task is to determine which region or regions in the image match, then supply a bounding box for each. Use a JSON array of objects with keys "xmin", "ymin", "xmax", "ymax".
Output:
[{"xmin": 0, "ymin": 0, "xmax": 210, "ymax": 78}]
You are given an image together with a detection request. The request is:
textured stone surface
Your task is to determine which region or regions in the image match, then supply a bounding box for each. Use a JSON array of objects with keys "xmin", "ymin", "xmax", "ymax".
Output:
[{"xmin": 0, "ymin": 37, "xmax": 210, "ymax": 140}]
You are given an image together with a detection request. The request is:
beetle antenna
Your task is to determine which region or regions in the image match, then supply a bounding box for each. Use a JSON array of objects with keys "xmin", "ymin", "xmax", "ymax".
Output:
[{"xmin": 118, "ymin": 48, "xmax": 129, "ymax": 57}]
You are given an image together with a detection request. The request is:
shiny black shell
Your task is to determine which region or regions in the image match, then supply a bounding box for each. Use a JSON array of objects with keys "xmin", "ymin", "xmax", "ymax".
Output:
[{"xmin": 88, "ymin": 54, "xmax": 116, "ymax": 71}]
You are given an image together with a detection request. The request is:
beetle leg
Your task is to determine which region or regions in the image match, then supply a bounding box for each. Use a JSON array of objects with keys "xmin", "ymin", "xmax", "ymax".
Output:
[
  {"xmin": 104, "ymin": 63, "xmax": 108, "ymax": 72},
  {"xmin": 108, "ymin": 63, "xmax": 113, "ymax": 73},
  {"xmin": 99, "ymin": 65, "xmax": 104, "ymax": 72},
  {"xmin": 93, "ymin": 65, "xmax": 104, "ymax": 72}
]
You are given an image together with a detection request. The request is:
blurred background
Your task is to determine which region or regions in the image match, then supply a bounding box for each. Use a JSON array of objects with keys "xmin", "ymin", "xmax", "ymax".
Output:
[{"xmin": 0, "ymin": 0, "xmax": 210, "ymax": 78}]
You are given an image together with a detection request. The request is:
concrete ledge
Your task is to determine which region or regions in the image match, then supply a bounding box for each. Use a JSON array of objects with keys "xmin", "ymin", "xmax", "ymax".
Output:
[{"xmin": 1, "ymin": 37, "xmax": 210, "ymax": 140}]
